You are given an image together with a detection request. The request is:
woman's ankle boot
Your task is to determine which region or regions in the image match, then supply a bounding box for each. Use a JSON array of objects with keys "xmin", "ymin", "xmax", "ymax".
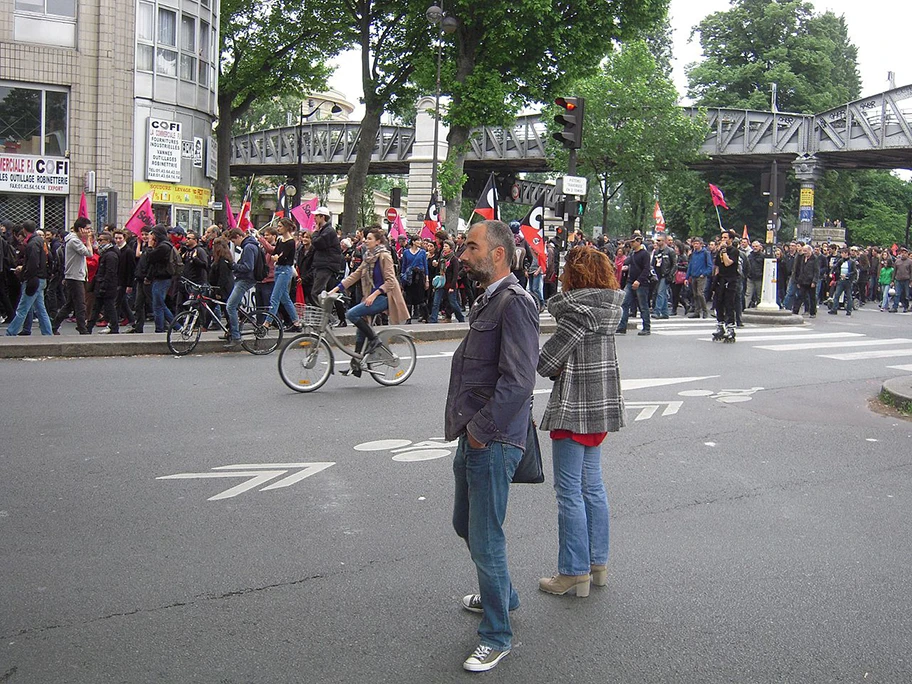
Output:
[
  {"xmin": 539, "ymin": 573, "xmax": 590, "ymax": 597},
  {"xmin": 590, "ymin": 565, "xmax": 608, "ymax": 587}
]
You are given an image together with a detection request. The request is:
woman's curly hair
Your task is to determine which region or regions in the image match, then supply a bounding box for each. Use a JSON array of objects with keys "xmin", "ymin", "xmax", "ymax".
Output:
[{"xmin": 561, "ymin": 245, "xmax": 620, "ymax": 290}]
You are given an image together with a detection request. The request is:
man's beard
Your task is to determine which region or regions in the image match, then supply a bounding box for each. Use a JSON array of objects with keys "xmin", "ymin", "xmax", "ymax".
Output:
[{"xmin": 464, "ymin": 255, "xmax": 496, "ymax": 286}]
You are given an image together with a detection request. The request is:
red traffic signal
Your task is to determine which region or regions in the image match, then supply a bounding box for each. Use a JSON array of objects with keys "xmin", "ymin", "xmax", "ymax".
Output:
[{"xmin": 552, "ymin": 96, "xmax": 585, "ymax": 149}]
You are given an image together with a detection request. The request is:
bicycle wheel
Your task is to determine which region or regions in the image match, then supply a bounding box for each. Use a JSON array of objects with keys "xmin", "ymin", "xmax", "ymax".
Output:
[
  {"xmin": 367, "ymin": 328, "xmax": 417, "ymax": 386},
  {"xmin": 277, "ymin": 333, "xmax": 334, "ymax": 392},
  {"xmin": 240, "ymin": 311, "xmax": 283, "ymax": 355},
  {"xmin": 167, "ymin": 310, "xmax": 202, "ymax": 355}
]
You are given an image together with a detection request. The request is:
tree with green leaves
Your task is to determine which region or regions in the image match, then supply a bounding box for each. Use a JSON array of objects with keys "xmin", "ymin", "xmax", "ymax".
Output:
[
  {"xmin": 337, "ymin": 1, "xmax": 436, "ymax": 233},
  {"xmin": 687, "ymin": 0, "xmax": 860, "ymax": 113},
  {"xmin": 551, "ymin": 40, "xmax": 705, "ymax": 233},
  {"xmin": 428, "ymin": 0, "xmax": 668, "ymax": 231},
  {"xmin": 216, "ymin": 0, "xmax": 349, "ymax": 222}
]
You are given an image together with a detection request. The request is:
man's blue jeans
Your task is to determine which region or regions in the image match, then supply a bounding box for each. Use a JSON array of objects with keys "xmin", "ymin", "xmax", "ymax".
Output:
[
  {"xmin": 829, "ymin": 279, "xmax": 854, "ymax": 313},
  {"xmin": 652, "ymin": 277, "xmax": 669, "ymax": 316},
  {"xmin": 551, "ymin": 436, "xmax": 610, "ymax": 576},
  {"xmin": 5, "ymin": 279, "xmax": 52, "ymax": 336},
  {"xmin": 453, "ymin": 437, "xmax": 522, "ymax": 651},
  {"xmin": 227, "ymin": 278, "xmax": 255, "ymax": 340},
  {"xmin": 346, "ymin": 294, "xmax": 388, "ymax": 348},
  {"xmin": 617, "ymin": 283, "xmax": 650, "ymax": 332},
  {"xmin": 269, "ymin": 265, "xmax": 299, "ymax": 322},
  {"xmin": 430, "ymin": 289, "xmax": 465, "ymax": 323},
  {"xmin": 893, "ymin": 280, "xmax": 910, "ymax": 311},
  {"xmin": 528, "ymin": 274, "xmax": 544, "ymax": 307},
  {"xmin": 782, "ymin": 279, "xmax": 797, "ymax": 310},
  {"xmin": 150, "ymin": 279, "xmax": 174, "ymax": 333}
]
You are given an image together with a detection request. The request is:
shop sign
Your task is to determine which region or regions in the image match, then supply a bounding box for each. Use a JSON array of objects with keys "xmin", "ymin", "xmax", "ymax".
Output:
[
  {"xmin": 193, "ymin": 137, "xmax": 204, "ymax": 168},
  {"xmin": 147, "ymin": 118, "xmax": 182, "ymax": 183},
  {"xmin": 0, "ymin": 154, "xmax": 69, "ymax": 194},
  {"xmin": 134, "ymin": 181, "xmax": 211, "ymax": 208},
  {"xmin": 206, "ymin": 136, "xmax": 218, "ymax": 180}
]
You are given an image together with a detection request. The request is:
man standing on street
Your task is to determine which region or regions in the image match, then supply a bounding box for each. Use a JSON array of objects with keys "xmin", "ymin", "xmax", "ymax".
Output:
[
  {"xmin": 685, "ymin": 236, "xmax": 712, "ymax": 318},
  {"xmin": 5, "ymin": 221, "xmax": 53, "ymax": 336},
  {"xmin": 615, "ymin": 233, "xmax": 652, "ymax": 335},
  {"xmin": 225, "ymin": 228, "xmax": 259, "ymax": 348},
  {"xmin": 713, "ymin": 230, "xmax": 740, "ymax": 342},
  {"xmin": 52, "ymin": 217, "xmax": 93, "ymax": 335},
  {"xmin": 650, "ymin": 233, "xmax": 675, "ymax": 319},
  {"xmin": 310, "ymin": 206, "xmax": 347, "ymax": 326},
  {"xmin": 745, "ymin": 241, "xmax": 765, "ymax": 308},
  {"xmin": 891, "ymin": 246, "xmax": 912, "ymax": 313},
  {"xmin": 446, "ymin": 219, "xmax": 539, "ymax": 673}
]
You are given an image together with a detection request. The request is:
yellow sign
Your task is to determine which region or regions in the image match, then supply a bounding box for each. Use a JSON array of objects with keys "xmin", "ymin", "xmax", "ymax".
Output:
[
  {"xmin": 134, "ymin": 181, "xmax": 211, "ymax": 207},
  {"xmin": 800, "ymin": 188, "xmax": 814, "ymax": 207}
]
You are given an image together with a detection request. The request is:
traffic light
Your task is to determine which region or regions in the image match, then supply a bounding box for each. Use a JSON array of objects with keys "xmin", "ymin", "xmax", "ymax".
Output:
[
  {"xmin": 552, "ymin": 97, "xmax": 585, "ymax": 149},
  {"xmin": 575, "ymin": 200, "xmax": 586, "ymax": 217},
  {"xmin": 555, "ymin": 225, "xmax": 565, "ymax": 248}
]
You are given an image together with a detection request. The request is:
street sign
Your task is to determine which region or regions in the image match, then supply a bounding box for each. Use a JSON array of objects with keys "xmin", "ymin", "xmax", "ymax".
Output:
[
  {"xmin": 385, "ymin": 207, "xmax": 398, "ymax": 222},
  {"xmin": 557, "ymin": 175, "xmax": 587, "ymax": 196}
]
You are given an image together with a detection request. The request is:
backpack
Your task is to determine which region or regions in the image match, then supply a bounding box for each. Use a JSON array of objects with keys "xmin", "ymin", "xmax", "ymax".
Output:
[
  {"xmin": 166, "ymin": 243, "xmax": 182, "ymax": 277},
  {"xmin": 512, "ymin": 245, "xmax": 527, "ymax": 272},
  {"xmin": 252, "ymin": 246, "xmax": 268, "ymax": 282}
]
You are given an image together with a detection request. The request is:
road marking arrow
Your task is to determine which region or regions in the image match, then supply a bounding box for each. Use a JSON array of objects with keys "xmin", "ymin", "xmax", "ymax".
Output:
[
  {"xmin": 625, "ymin": 400, "xmax": 683, "ymax": 421},
  {"xmin": 158, "ymin": 462, "xmax": 335, "ymax": 501}
]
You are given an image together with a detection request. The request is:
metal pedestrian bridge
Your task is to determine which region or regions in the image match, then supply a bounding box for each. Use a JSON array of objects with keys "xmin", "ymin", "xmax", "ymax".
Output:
[{"xmin": 229, "ymin": 84, "xmax": 912, "ymax": 177}]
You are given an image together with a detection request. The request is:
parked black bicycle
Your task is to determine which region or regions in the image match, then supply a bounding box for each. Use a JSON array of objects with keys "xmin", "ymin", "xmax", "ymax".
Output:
[{"xmin": 167, "ymin": 277, "xmax": 283, "ymax": 356}]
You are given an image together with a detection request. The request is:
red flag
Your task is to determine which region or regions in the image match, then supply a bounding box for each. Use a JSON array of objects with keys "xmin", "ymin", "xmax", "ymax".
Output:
[
  {"xmin": 291, "ymin": 197, "xmax": 319, "ymax": 232},
  {"xmin": 519, "ymin": 194, "xmax": 547, "ymax": 272},
  {"xmin": 389, "ymin": 212, "xmax": 406, "ymax": 241},
  {"xmin": 78, "ymin": 192, "xmax": 89, "ymax": 220},
  {"xmin": 224, "ymin": 196, "xmax": 237, "ymax": 230},
  {"xmin": 236, "ymin": 177, "xmax": 255, "ymax": 231},
  {"xmin": 709, "ymin": 183, "xmax": 729, "ymax": 209},
  {"xmin": 422, "ymin": 193, "xmax": 440, "ymax": 240},
  {"xmin": 654, "ymin": 201, "xmax": 666, "ymax": 232},
  {"xmin": 473, "ymin": 173, "xmax": 498, "ymax": 221},
  {"xmin": 124, "ymin": 193, "xmax": 154, "ymax": 237},
  {"xmin": 742, "ymin": 224, "xmax": 749, "ymax": 240}
]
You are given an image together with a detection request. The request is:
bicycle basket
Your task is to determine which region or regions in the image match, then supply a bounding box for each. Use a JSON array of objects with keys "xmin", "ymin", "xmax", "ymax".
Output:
[{"xmin": 300, "ymin": 305, "xmax": 327, "ymax": 328}]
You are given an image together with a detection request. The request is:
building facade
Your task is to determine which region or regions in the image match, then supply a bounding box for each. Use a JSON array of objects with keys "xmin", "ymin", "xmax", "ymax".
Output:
[{"xmin": 0, "ymin": 0, "xmax": 218, "ymax": 234}]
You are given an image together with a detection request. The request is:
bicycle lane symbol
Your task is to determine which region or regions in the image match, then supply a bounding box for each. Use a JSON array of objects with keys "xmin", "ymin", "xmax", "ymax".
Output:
[{"xmin": 353, "ymin": 438, "xmax": 458, "ymax": 462}]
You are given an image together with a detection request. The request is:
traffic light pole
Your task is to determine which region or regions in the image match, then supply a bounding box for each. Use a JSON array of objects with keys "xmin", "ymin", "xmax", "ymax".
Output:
[{"xmin": 561, "ymin": 149, "xmax": 578, "ymax": 249}]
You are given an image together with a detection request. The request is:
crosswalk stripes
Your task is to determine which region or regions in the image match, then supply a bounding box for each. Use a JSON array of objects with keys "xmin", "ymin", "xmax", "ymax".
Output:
[{"xmin": 621, "ymin": 314, "xmax": 912, "ymax": 370}]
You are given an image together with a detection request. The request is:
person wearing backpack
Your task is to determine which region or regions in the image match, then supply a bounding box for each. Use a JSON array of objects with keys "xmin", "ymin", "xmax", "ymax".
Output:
[
  {"xmin": 144, "ymin": 225, "xmax": 176, "ymax": 333},
  {"xmin": 508, "ymin": 221, "xmax": 533, "ymax": 288},
  {"xmin": 225, "ymin": 228, "xmax": 260, "ymax": 349}
]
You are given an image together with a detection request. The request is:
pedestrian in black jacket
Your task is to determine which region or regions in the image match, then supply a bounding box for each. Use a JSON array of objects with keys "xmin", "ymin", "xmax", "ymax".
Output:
[
  {"xmin": 4, "ymin": 221, "xmax": 53, "ymax": 336},
  {"xmin": 86, "ymin": 231, "xmax": 121, "ymax": 333}
]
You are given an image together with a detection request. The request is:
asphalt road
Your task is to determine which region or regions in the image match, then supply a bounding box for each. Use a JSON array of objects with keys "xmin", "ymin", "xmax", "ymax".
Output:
[{"xmin": 2, "ymin": 305, "xmax": 912, "ymax": 683}]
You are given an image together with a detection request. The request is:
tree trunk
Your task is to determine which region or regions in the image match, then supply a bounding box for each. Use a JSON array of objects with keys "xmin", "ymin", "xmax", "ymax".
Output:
[
  {"xmin": 600, "ymin": 175, "xmax": 609, "ymax": 234},
  {"xmin": 214, "ymin": 91, "xmax": 234, "ymax": 226},
  {"xmin": 341, "ymin": 105, "xmax": 382, "ymax": 234},
  {"xmin": 443, "ymin": 123, "xmax": 471, "ymax": 233}
]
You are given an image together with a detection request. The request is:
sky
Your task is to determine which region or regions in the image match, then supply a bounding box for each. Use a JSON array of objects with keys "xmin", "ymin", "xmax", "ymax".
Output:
[{"xmin": 328, "ymin": 0, "xmax": 911, "ymax": 118}]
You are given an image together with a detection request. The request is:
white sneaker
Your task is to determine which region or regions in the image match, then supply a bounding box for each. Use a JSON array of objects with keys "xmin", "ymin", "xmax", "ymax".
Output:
[{"xmin": 463, "ymin": 644, "xmax": 509, "ymax": 672}]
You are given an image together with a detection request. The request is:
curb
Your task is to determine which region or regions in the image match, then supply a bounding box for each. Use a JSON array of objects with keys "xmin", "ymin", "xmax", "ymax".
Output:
[
  {"xmin": 880, "ymin": 377, "xmax": 912, "ymax": 409},
  {"xmin": 0, "ymin": 320, "xmax": 558, "ymax": 359}
]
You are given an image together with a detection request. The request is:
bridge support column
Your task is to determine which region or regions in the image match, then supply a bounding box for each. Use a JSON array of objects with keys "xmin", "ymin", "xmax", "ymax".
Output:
[
  {"xmin": 407, "ymin": 96, "xmax": 449, "ymax": 227},
  {"xmin": 791, "ymin": 155, "xmax": 824, "ymax": 243}
]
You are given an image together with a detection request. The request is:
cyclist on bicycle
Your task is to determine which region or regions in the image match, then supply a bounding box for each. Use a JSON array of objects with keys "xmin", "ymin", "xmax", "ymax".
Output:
[{"xmin": 328, "ymin": 227, "xmax": 408, "ymax": 376}]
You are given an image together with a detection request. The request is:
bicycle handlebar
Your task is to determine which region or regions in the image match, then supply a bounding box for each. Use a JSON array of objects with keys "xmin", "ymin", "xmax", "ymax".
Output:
[{"xmin": 181, "ymin": 277, "xmax": 215, "ymax": 294}]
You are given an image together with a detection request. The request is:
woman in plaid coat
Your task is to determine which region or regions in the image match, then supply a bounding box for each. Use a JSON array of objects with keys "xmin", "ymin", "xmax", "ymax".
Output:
[{"xmin": 536, "ymin": 246, "xmax": 626, "ymax": 598}]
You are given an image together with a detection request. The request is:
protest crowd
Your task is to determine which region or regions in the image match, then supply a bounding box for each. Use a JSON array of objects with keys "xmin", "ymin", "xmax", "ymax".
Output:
[{"xmin": 1, "ymin": 208, "xmax": 908, "ymax": 338}]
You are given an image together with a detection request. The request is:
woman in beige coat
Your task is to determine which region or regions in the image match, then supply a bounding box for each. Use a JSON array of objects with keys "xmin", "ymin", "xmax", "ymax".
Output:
[{"xmin": 329, "ymin": 228, "xmax": 408, "ymax": 375}]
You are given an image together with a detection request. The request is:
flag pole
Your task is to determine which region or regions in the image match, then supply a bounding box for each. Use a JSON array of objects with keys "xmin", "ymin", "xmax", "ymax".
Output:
[{"xmin": 714, "ymin": 204, "xmax": 724, "ymax": 231}]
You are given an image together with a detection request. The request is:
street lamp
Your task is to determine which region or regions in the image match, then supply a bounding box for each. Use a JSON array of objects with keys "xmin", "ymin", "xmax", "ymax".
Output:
[
  {"xmin": 426, "ymin": 3, "xmax": 458, "ymax": 201},
  {"xmin": 295, "ymin": 99, "xmax": 343, "ymax": 209}
]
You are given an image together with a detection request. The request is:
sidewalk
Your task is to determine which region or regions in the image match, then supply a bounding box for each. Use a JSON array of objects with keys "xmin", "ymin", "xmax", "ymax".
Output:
[{"xmin": 0, "ymin": 318, "xmax": 558, "ymax": 359}]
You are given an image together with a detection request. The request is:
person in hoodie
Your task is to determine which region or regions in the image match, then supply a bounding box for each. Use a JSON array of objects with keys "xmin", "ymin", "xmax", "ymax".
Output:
[
  {"xmin": 536, "ymin": 246, "xmax": 625, "ymax": 600},
  {"xmin": 5, "ymin": 221, "xmax": 53, "ymax": 336},
  {"xmin": 225, "ymin": 227, "xmax": 259, "ymax": 349},
  {"xmin": 86, "ymin": 231, "xmax": 121, "ymax": 333},
  {"xmin": 145, "ymin": 225, "xmax": 176, "ymax": 332},
  {"xmin": 52, "ymin": 217, "xmax": 94, "ymax": 335}
]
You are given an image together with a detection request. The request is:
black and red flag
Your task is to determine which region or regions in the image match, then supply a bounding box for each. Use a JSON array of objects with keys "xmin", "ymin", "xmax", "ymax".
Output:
[
  {"xmin": 273, "ymin": 184, "xmax": 287, "ymax": 219},
  {"xmin": 421, "ymin": 192, "xmax": 441, "ymax": 239},
  {"xmin": 473, "ymin": 172, "xmax": 499, "ymax": 221},
  {"xmin": 520, "ymin": 194, "xmax": 547, "ymax": 272}
]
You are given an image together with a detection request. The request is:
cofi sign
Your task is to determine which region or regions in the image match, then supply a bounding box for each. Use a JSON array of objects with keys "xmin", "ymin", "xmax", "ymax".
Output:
[
  {"xmin": 147, "ymin": 118, "xmax": 182, "ymax": 183},
  {"xmin": 0, "ymin": 154, "xmax": 69, "ymax": 194}
]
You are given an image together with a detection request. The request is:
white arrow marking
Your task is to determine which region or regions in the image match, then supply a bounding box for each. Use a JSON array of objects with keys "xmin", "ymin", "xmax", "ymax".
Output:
[
  {"xmin": 158, "ymin": 463, "xmax": 335, "ymax": 500},
  {"xmin": 534, "ymin": 376, "xmax": 717, "ymax": 395},
  {"xmin": 626, "ymin": 400, "xmax": 683, "ymax": 421}
]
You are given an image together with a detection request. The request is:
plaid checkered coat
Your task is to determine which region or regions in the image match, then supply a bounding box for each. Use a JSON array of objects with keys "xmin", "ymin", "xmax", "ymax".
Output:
[{"xmin": 537, "ymin": 288, "xmax": 626, "ymax": 433}]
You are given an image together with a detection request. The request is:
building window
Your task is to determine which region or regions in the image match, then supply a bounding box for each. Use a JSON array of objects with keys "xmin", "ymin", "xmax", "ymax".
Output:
[
  {"xmin": 156, "ymin": 48, "xmax": 177, "ymax": 77},
  {"xmin": 180, "ymin": 15, "xmax": 196, "ymax": 82},
  {"xmin": 157, "ymin": 7, "xmax": 176, "ymax": 47},
  {"xmin": 137, "ymin": 1, "xmax": 153, "ymax": 40},
  {"xmin": 198, "ymin": 20, "xmax": 210, "ymax": 87},
  {"xmin": 15, "ymin": 0, "xmax": 76, "ymax": 17},
  {"xmin": 0, "ymin": 84, "xmax": 68, "ymax": 156}
]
